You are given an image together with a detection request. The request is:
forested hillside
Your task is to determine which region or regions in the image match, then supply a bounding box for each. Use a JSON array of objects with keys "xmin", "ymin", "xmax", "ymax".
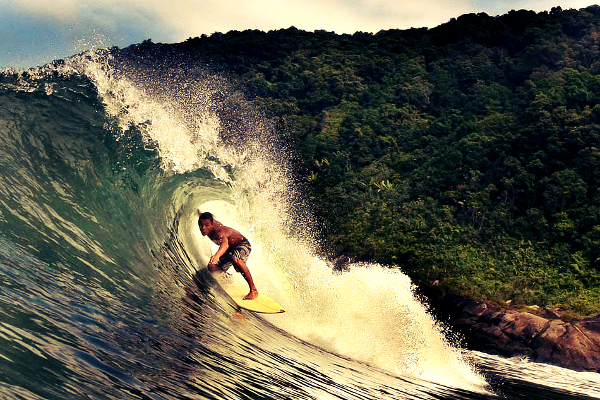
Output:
[{"xmin": 124, "ymin": 6, "xmax": 600, "ymax": 315}]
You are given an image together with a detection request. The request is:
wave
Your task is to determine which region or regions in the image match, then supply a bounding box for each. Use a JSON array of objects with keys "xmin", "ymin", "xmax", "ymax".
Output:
[{"xmin": 0, "ymin": 49, "xmax": 497, "ymax": 399}]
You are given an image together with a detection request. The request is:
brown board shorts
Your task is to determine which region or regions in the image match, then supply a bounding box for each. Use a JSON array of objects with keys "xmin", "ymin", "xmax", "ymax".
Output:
[{"xmin": 217, "ymin": 238, "xmax": 251, "ymax": 272}]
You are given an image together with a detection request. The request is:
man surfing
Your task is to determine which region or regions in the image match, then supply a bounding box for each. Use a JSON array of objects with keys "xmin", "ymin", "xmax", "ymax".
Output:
[{"xmin": 197, "ymin": 210, "xmax": 258, "ymax": 300}]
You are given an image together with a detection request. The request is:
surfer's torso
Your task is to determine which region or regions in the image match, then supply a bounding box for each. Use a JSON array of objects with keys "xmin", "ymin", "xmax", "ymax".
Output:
[{"xmin": 208, "ymin": 222, "xmax": 246, "ymax": 249}]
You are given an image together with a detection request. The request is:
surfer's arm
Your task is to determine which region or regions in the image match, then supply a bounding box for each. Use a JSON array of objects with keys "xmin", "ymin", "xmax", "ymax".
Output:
[{"xmin": 209, "ymin": 234, "xmax": 229, "ymax": 267}]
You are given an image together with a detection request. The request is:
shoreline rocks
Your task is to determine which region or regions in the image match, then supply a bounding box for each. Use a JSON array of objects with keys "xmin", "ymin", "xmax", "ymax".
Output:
[{"xmin": 429, "ymin": 293, "xmax": 600, "ymax": 372}]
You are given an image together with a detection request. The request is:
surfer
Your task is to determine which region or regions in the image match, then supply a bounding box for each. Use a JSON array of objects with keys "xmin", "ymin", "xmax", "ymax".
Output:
[{"xmin": 197, "ymin": 210, "xmax": 258, "ymax": 300}]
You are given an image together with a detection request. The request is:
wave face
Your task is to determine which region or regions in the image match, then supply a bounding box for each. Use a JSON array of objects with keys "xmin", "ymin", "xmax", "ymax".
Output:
[{"xmin": 0, "ymin": 50, "xmax": 597, "ymax": 400}]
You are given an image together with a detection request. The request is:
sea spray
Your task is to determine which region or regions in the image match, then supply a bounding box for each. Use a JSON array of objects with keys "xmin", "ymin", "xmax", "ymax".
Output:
[{"xmin": 67, "ymin": 49, "xmax": 230, "ymax": 177}]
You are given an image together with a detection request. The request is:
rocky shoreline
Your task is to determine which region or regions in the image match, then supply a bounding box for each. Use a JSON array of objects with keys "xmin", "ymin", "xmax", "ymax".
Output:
[{"xmin": 429, "ymin": 293, "xmax": 600, "ymax": 372}]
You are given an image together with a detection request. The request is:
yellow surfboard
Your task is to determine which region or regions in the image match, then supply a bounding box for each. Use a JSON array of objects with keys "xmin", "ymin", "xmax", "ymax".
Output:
[{"xmin": 223, "ymin": 283, "xmax": 285, "ymax": 314}]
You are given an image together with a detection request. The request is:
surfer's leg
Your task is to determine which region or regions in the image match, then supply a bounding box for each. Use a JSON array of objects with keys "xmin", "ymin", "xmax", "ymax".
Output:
[{"xmin": 232, "ymin": 257, "xmax": 258, "ymax": 300}]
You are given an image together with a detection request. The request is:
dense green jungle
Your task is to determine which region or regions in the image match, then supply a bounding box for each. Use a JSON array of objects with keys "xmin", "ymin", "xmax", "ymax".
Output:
[{"xmin": 116, "ymin": 6, "xmax": 600, "ymax": 316}]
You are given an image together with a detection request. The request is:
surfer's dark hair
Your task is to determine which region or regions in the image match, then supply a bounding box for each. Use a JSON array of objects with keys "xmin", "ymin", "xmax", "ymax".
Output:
[{"xmin": 199, "ymin": 212, "xmax": 214, "ymax": 222}]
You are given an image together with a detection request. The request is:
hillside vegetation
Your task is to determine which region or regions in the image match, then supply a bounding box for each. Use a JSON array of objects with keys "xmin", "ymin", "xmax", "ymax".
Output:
[{"xmin": 124, "ymin": 6, "xmax": 600, "ymax": 316}]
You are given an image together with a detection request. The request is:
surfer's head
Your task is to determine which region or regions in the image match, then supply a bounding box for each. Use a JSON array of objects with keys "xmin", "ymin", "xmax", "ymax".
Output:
[
  {"xmin": 199, "ymin": 212, "xmax": 213, "ymax": 222},
  {"xmin": 199, "ymin": 212, "xmax": 214, "ymax": 236}
]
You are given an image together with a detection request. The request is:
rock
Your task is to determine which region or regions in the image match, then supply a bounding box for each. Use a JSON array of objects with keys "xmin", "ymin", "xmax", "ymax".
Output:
[
  {"xmin": 544, "ymin": 308, "xmax": 565, "ymax": 319},
  {"xmin": 500, "ymin": 312, "xmax": 548, "ymax": 342},
  {"xmin": 463, "ymin": 301, "xmax": 488, "ymax": 318},
  {"xmin": 532, "ymin": 320, "xmax": 600, "ymax": 370},
  {"xmin": 429, "ymin": 293, "xmax": 600, "ymax": 372}
]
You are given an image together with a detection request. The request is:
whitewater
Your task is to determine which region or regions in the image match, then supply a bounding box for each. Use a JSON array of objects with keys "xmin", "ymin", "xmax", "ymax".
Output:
[{"xmin": 0, "ymin": 48, "xmax": 599, "ymax": 399}]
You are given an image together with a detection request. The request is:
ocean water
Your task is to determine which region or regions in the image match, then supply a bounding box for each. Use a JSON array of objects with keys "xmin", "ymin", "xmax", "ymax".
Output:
[{"xmin": 0, "ymin": 49, "xmax": 599, "ymax": 399}]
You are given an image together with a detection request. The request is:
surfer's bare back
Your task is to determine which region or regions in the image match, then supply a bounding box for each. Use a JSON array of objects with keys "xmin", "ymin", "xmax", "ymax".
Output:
[{"xmin": 198, "ymin": 210, "xmax": 258, "ymax": 300}]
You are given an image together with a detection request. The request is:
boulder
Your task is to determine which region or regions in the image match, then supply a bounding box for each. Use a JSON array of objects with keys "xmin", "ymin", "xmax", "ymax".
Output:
[{"xmin": 431, "ymin": 294, "xmax": 600, "ymax": 372}]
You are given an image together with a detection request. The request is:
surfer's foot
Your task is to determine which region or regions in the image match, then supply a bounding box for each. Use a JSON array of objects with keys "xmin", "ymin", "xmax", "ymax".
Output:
[{"xmin": 243, "ymin": 290, "xmax": 258, "ymax": 300}]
